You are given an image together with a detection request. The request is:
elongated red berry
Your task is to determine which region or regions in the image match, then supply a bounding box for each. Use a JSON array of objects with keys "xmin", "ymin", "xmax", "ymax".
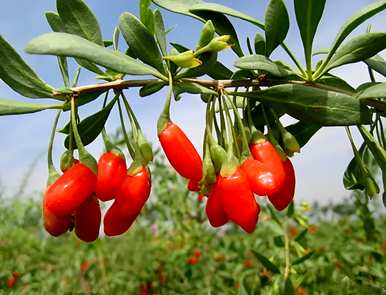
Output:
[
  {"xmin": 241, "ymin": 158, "xmax": 282, "ymax": 196},
  {"xmin": 44, "ymin": 162, "xmax": 96, "ymax": 217},
  {"xmin": 74, "ymin": 195, "xmax": 101, "ymax": 242},
  {"xmin": 42, "ymin": 205, "xmax": 71, "ymax": 237},
  {"xmin": 205, "ymin": 179, "xmax": 229, "ymax": 227},
  {"xmin": 159, "ymin": 122, "xmax": 202, "ymax": 181},
  {"xmin": 250, "ymin": 140, "xmax": 285, "ymax": 192},
  {"xmin": 96, "ymin": 151, "xmax": 127, "ymax": 201},
  {"xmin": 104, "ymin": 167, "xmax": 151, "ymax": 236},
  {"xmin": 219, "ymin": 168, "xmax": 260, "ymax": 233},
  {"xmin": 268, "ymin": 159, "xmax": 295, "ymax": 211}
]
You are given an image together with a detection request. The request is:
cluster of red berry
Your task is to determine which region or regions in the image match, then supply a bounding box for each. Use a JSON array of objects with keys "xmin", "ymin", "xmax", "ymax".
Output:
[
  {"xmin": 159, "ymin": 91, "xmax": 296, "ymax": 234},
  {"xmin": 43, "ymin": 150, "xmax": 151, "ymax": 242}
]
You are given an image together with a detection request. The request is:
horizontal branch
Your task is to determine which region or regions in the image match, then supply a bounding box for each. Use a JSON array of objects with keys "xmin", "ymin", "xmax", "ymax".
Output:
[{"xmin": 53, "ymin": 76, "xmax": 309, "ymax": 98}]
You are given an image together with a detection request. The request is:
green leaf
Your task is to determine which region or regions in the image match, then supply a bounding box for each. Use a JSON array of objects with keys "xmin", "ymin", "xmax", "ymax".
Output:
[
  {"xmin": 62, "ymin": 91, "xmax": 105, "ymax": 111},
  {"xmin": 56, "ymin": 0, "xmax": 103, "ymax": 45},
  {"xmin": 154, "ymin": 10, "xmax": 167, "ymax": 56},
  {"xmin": 365, "ymin": 55, "xmax": 386, "ymax": 77},
  {"xmin": 189, "ymin": 2, "xmax": 264, "ymax": 29},
  {"xmin": 119, "ymin": 12, "xmax": 165, "ymax": 73},
  {"xmin": 316, "ymin": 74, "xmax": 355, "ymax": 94},
  {"xmin": 197, "ymin": 20, "xmax": 215, "ymax": 49},
  {"xmin": 326, "ymin": 33, "xmax": 386, "ymax": 71},
  {"xmin": 283, "ymin": 277, "xmax": 295, "ymax": 295},
  {"xmin": 251, "ymin": 250, "xmax": 281, "ymax": 274},
  {"xmin": 173, "ymin": 82, "xmax": 217, "ymax": 100},
  {"xmin": 324, "ymin": 1, "xmax": 386, "ymax": 66},
  {"xmin": 234, "ymin": 55, "xmax": 291, "ymax": 77},
  {"xmin": 140, "ymin": 0, "xmax": 155, "ymax": 33},
  {"xmin": 294, "ymin": 0, "xmax": 326, "ymax": 70},
  {"xmin": 285, "ymin": 121, "xmax": 321, "ymax": 148},
  {"xmin": 292, "ymin": 251, "xmax": 314, "ymax": 266},
  {"xmin": 234, "ymin": 84, "xmax": 372, "ymax": 126},
  {"xmin": 254, "ymin": 33, "xmax": 265, "ymax": 55},
  {"xmin": 264, "ymin": 0, "xmax": 289, "ymax": 56},
  {"xmin": 0, "ymin": 98, "xmax": 62, "ymax": 116},
  {"xmin": 344, "ymin": 145, "xmax": 366, "ymax": 191},
  {"xmin": 63, "ymin": 97, "xmax": 116, "ymax": 149},
  {"xmin": 152, "ymin": 0, "xmax": 264, "ymax": 28},
  {"xmin": 45, "ymin": 11, "xmax": 65, "ymax": 32},
  {"xmin": 357, "ymin": 83, "xmax": 386, "ymax": 100},
  {"xmin": 294, "ymin": 228, "xmax": 308, "ymax": 242},
  {"xmin": 139, "ymin": 81, "xmax": 166, "ymax": 97},
  {"xmin": 25, "ymin": 33, "xmax": 161, "ymax": 77},
  {"xmin": 0, "ymin": 35, "xmax": 55, "ymax": 98},
  {"xmin": 358, "ymin": 126, "xmax": 386, "ymax": 174}
]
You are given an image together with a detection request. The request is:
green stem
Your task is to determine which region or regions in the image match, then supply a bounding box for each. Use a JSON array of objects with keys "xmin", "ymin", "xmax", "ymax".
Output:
[
  {"xmin": 57, "ymin": 57, "xmax": 70, "ymax": 88},
  {"xmin": 70, "ymin": 97, "xmax": 97, "ymax": 173},
  {"xmin": 218, "ymin": 96, "xmax": 228, "ymax": 148},
  {"xmin": 101, "ymin": 91, "xmax": 115, "ymax": 151},
  {"xmin": 117, "ymin": 98, "xmax": 135, "ymax": 159},
  {"xmin": 283, "ymin": 217, "xmax": 290, "ymax": 280},
  {"xmin": 224, "ymin": 92, "xmax": 250, "ymax": 159},
  {"xmin": 157, "ymin": 71, "xmax": 173, "ymax": 134},
  {"xmin": 71, "ymin": 67, "xmax": 81, "ymax": 87},
  {"xmin": 47, "ymin": 110, "xmax": 62, "ymax": 186},
  {"xmin": 222, "ymin": 94, "xmax": 240, "ymax": 158}
]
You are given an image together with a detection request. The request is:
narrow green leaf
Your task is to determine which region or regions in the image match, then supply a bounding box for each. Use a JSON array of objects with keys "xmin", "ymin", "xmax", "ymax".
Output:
[
  {"xmin": 189, "ymin": 2, "xmax": 264, "ymax": 29},
  {"xmin": 264, "ymin": 0, "xmax": 289, "ymax": 56},
  {"xmin": 45, "ymin": 11, "xmax": 65, "ymax": 32},
  {"xmin": 365, "ymin": 55, "xmax": 386, "ymax": 77},
  {"xmin": 344, "ymin": 145, "xmax": 367, "ymax": 191},
  {"xmin": 0, "ymin": 98, "xmax": 62, "ymax": 116},
  {"xmin": 25, "ymin": 33, "xmax": 161, "ymax": 77},
  {"xmin": 64, "ymin": 97, "xmax": 116, "ymax": 148},
  {"xmin": 294, "ymin": 0, "xmax": 326, "ymax": 71},
  {"xmin": 358, "ymin": 126, "xmax": 386, "ymax": 171},
  {"xmin": 0, "ymin": 35, "xmax": 54, "ymax": 98},
  {"xmin": 152, "ymin": 0, "xmax": 264, "ymax": 28},
  {"xmin": 251, "ymin": 250, "xmax": 281, "ymax": 274},
  {"xmin": 173, "ymin": 82, "xmax": 217, "ymax": 100},
  {"xmin": 234, "ymin": 84, "xmax": 372, "ymax": 126},
  {"xmin": 140, "ymin": 0, "xmax": 155, "ymax": 32},
  {"xmin": 45, "ymin": 13, "xmax": 71, "ymax": 86},
  {"xmin": 326, "ymin": 33, "xmax": 386, "ymax": 71},
  {"xmin": 324, "ymin": 1, "xmax": 386, "ymax": 66},
  {"xmin": 292, "ymin": 251, "xmax": 314, "ymax": 266},
  {"xmin": 294, "ymin": 228, "xmax": 308, "ymax": 242},
  {"xmin": 286, "ymin": 122, "xmax": 321, "ymax": 148},
  {"xmin": 235, "ymin": 55, "xmax": 291, "ymax": 77},
  {"xmin": 357, "ymin": 83, "xmax": 386, "ymax": 100},
  {"xmin": 254, "ymin": 33, "xmax": 265, "ymax": 55},
  {"xmin": 62, "ymin": 91, "xmax": 105, "ymax": 111},
  {"xmin": 139, "ymin": 81, "xmax": 166, "ymax": 97},
  {"xmin": 283, "ymin": 277, "xmax": 295, "ymax": 295},
  {"xmin": 154, "ymin": 10, "xmax": 167, "ymax": 56},
  {"xmin": 56, "ymin": 0, "xmax": 103, "ymax": 45},
  {"xmin": 317, "ymin": 74, "xmax": 355, "ymax": 94},
  {"xmin": 119, "ymin": 12, "xmax": 165, "ymax": 73}
]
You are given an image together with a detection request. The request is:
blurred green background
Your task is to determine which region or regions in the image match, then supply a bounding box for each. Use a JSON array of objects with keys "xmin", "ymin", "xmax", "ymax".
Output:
[{"xmin": 1, "ymin": 154, "xmax": 385, "ymax": 294}]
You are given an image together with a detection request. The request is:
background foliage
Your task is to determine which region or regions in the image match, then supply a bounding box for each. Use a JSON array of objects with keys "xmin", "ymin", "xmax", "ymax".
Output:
[{"xmin": 1, "ymin": 156, "xmax": 385, "ymax": 294}]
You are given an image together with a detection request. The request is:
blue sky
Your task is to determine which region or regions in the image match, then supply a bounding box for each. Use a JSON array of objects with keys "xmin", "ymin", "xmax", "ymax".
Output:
[{"xmin": 0, "ymin": 0, "xmax": 385, "ymax": 203}]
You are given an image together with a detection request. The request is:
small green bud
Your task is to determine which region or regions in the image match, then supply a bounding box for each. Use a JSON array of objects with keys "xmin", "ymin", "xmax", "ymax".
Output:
[
  {"xmin": 197, "ymin": 20, "xmax": 215, "ymax": 49},
  {"xmin": 163, "ymin": 50, "xmax": 202, "ymax": 68}
]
